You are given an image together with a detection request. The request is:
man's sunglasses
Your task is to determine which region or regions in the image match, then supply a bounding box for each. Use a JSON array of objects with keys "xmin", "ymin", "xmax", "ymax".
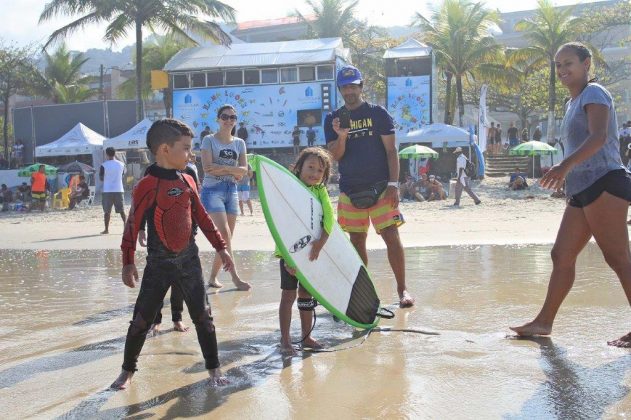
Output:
[{"xmin": 219, "ymin": 114, "xmax": 238, "ymax": 121}]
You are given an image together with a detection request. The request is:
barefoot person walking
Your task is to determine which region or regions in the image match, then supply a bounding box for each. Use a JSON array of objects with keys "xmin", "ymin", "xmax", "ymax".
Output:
[{"xmin": 510, "ymin": 42, "xmax": 631, "ymax": 347}]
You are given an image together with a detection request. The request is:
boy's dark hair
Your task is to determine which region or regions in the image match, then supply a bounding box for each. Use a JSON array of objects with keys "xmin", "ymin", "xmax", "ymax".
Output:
[
  {"xmin": 146, "ymin": 118, "xmax": 194, "ymax": 154},
  {"xmin": 79, "ymin": 175, "xmax": 86, "ymax": 180},
  {"xmin": 1, "ymin": 184, "xmax": 6, "ymax": 188},
  {"xmin": 105, "ymin": 147, "xmax": 116, "ymax": 157},
  {"xmin": 292, "ymin": 147, "xmax": 332, "ymax": 185}
]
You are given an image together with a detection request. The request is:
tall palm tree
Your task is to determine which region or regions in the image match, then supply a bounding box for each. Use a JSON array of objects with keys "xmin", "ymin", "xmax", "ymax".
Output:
[
  {"xmin": 39, "ymin": 0, "xmax": 236, "ymax": 121},
  {"xmin": 35, "ymin": 43, "xmax": 98, "ymax": 103},
  {"xmin": 414, "ymin": 0, "xmax": 501, "ymax": 127},
  {"xmin": 510, "ymin": 0, "xmax": 584, "ymax": 142},
  {"xmin": 295, "ymin": 0, "xmax": 359, "ymax": 39}
]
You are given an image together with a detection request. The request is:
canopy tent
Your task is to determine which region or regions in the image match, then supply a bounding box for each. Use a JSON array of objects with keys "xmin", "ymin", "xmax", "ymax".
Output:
[
  {"xmin": 103, "ymin": 118, "xmax": 153, "ymax": 150},
  {"xmin": 399, "ymin": 123, "xmax": 471, "ymax": 148},
  {"xmin": 164, "ymin": 37, "xmax": 350, "ymax": 71},
  {"xmin": 383, "ymin": 39, "xmax": 432, "ymax": 59}
]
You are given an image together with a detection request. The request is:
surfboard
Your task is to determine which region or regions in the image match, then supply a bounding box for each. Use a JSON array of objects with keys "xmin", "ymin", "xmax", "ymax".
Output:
[{"xmin": 251, "ymin": 155, "xmax": 382, "ymax": 329}]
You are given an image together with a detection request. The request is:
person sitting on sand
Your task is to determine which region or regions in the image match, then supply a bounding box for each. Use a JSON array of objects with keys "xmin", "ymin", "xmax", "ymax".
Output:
[
  {"xmin": 510, "ymin": 42, "xmax": 631, "ymax": 348},
  {"xmin": 111, "ymin": 118, "xmax": 234, "ymax": 390},
  {"xmin": 400, "ymin": 175, "xmax": 424, "ymax": 202},
  {"xmin": 509, "ymin": 167, "xmax": 529, "ymax": 190},
  {"xmin": 1, "ymin": 184, "xmax": 13, "ymax": 211},
  {"xmin": 427, "ymin": 175, "xmax": 447, "ymax": 200},
  {"xmin": 67, "ymin": 175, "xmax": 90, "ymax": 210}
]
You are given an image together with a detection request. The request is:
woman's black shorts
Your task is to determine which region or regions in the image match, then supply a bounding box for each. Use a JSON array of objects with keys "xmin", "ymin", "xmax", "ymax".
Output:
[{"xmin": 568, "ymin": 169, "xmax": 631, "ymax": 208}]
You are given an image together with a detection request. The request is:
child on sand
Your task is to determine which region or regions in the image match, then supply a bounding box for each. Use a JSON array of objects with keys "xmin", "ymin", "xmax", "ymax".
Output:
[
  {"xmin": 111, "ymin": 119, "xmax": 234, "ymax": 389},
  {"xmin": 278, "ymin": 148, "xmax": 333, "ymax": 355}
]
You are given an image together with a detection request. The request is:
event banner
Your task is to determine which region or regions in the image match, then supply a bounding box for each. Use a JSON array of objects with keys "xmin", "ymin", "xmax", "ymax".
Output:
[
  {"xmin": 386, "ymin": 76, "xmax": 431, "ymax": 134},
  {"xmin": 173, "ymin": 82, "xmax": 331, "ymax": 149}
]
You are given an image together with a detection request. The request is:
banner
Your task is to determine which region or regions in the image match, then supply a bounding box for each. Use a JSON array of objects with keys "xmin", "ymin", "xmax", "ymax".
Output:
[
  {"xmin": 478, "ymin": 84, "xmax": 488, "ymax": 152},
  {"xmin": 386, "ymin": 76, "xmax": 431, "ymax": 134}
]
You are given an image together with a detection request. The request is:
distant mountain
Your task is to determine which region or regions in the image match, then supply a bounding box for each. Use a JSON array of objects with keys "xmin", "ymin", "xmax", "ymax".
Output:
[
  {"xmin": 386, "ymin": 26, "xmax": 419, "ymax": 40},
  {"xmin": 80, "ymin": 45, "xmax": 135, "ymax": 73}
]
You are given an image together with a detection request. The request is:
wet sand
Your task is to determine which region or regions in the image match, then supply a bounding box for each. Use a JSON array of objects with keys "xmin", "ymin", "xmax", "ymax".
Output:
[{"xmin": 1, "ymin": 245, "xmax": 630, "ymax": 418}]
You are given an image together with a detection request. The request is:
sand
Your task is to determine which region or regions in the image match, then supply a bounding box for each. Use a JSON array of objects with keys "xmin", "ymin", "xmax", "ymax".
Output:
[{"xmin": 0, "ymin": 177, "xmax": 568, "ymax": 252}]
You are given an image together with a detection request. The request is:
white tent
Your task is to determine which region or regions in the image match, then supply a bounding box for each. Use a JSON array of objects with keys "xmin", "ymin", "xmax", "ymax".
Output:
[
  {"xmin": 35, "ymin": 123, "xmax": 106, "ymax": 157},
  {"xmin": 104, "ymin": 118, "xmax": 153, "ymax": 150},
  {"xmin": 399, "ymin": 123, "xmax": 471, "ymax": 147}
]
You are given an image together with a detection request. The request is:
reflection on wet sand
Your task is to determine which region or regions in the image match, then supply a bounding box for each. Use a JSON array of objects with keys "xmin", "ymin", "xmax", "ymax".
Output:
[{"xmin": 1, "ymin": 245, "xmax": 630, "ymax": 418}]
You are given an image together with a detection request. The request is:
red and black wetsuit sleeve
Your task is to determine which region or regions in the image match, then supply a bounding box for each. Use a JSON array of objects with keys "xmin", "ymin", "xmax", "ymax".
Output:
[
  {"xmin": 183, "ymin": 173, "xmax": 227, "ymax": 251},
  {"xmin": 121, "ymin": 176, "xmax": 157, "ymax": 265}
]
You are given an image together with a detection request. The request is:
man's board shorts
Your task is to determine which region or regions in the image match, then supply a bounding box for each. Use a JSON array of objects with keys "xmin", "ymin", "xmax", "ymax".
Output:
[
  {"xmin": 102, "ymin": 192, "xmax": 125, "ymax": 213},
  {"xmin": 31, "ymin": 192, "xmax": 46, "ymax": 201},
  {"xmin": 338, "ymin": 189, "xmax": 404, "ymax": 234},
  {"xmin": 237, "ymin": 184, "xmax": 250, "ymax": 201}
]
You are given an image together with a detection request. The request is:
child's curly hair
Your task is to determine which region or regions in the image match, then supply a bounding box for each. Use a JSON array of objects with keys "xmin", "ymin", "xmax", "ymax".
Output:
[{"xmin": 292, "ymin": 147, "xmax": 332, "ymax": 185}]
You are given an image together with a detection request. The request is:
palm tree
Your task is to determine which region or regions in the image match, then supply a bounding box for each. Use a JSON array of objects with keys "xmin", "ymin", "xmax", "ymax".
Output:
[
  {"xmin": 118, "ymin": 34, "xmax": 193, "ymax": 116},
  {"xmin": 510, "ymin": 0, "xmax": 584, "ymax": 142},
  {"xmin": 39, "ymin": 0, "xmax": 236, "ymax": 121},
  {"xmin": 35, "ymin": 43, "xmax": 99, "ymax": 103},
  {"xmin": 414, "ymin": 0, "xmax": 501, "ymax": 127},
  {"xmin": 295, "ymin": 0, "xmax": 359, "ymax": 39}
]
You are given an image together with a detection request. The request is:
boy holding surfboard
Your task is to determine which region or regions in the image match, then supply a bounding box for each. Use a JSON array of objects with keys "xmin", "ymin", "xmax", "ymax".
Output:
[
  {"xmin": 111, "ymin": 118, "xmax": 234, "ymax": 389},
  {"xmin": 278, "ymin": 148, "xmax": 334, "ymax": 355}
]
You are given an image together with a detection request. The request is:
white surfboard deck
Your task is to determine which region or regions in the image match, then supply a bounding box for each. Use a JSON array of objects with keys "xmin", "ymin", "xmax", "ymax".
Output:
[{"xmin": 253, "ymin": 155, "xmax": 381, "ymax": 329}]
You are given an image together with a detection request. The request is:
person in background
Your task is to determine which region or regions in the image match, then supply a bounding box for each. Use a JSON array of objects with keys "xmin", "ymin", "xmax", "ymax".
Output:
[
  {"xmin": 29, "ymin": 165, "xmax": 49, "ymax": 212},
  {"xmin": 1, "ymin": 184, "xmax": 13, "ymax": 211},
  {"xmin": 292, "ymin": 126, "xmax": 302, "ymax": 156},
  {"xmin": 306, "ymin": 125, "xmax": 317, "ymax": 147},
  {"xmin": 237, "ymin": 164, "xmax": 254, "ymax": 216},
  {"xmin": 68, "ymin": 175, "xmax": 90, "ymax": 210},
  {"xmin": 453, "ymin": 147, "xmax": 481, "ymax": 207},
  {"xmin": 237, "ymin": 122, "xmax": 249, "ymax": 145},
  {"xmin": 533, "ymin": 125, "xmax": 543, "ymax": 141},
  {"xmin": 100, "ymin": 147, "xmax": 126, "ymax": 234},
  {"xmin": 508, "ymin": 122, "xmax": 519, "ymax": 148}
]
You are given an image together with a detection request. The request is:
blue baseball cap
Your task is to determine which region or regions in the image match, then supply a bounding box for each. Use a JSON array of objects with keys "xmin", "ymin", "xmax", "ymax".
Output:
[{"xmin": 336, "ymin": 65, "xmax": 362, "ymax": 87}]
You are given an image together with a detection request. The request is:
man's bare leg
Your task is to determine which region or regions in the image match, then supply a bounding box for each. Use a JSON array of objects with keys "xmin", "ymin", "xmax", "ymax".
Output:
[
  {"xmin": 380, "ymin": 225, "xmax": 414, "ymax": 307},
  {"xmin": 111, "ymin": 369, "xmax": 134, "ymax": 390},
  {"xmin": 102, "ymin": 212, "xmax": 111, "ymax": 234},
  {"xmin": 511, "ymin": 205, "xmax": 592, "ymax": 336},
  {"xmin": 349, "ymin": 232, "xmax": 368, "ymax": 265}
]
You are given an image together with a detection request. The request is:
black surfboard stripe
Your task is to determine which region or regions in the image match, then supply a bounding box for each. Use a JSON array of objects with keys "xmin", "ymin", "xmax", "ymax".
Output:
[{"xmin": 345, "ymin": 266, "xmax": 380, "ymax": 325}]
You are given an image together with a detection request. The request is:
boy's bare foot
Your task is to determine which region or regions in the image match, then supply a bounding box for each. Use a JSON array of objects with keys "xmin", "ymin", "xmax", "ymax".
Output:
[
  {"xmin": 509, "ymin": 321, "xmax": 552, "ymax": 336},
  {"xmin": 279, "ymin": 343, "xmax": 297, "ymax": 356},
  {"xmin": 208, "ymin": 368, "xmax": 229, "ymax": 386},
  {"xmin": 608, "ymin": 332, "xmax": 631, "ymax": 348},
  {"xmin": 110, "ymin": 370, "xmax": 134, "ymax": 390},
  {"xmin": 207, "ymin": 278, "xmax": 224, "ymax": 288},
  {"xmin": 233, "ymin": 278, "xmax": 251, "ymax": 291},
  {"xmin": 399, "ymin": 291, "xmax": 415, "ymax": 308},
  {"xmin": 148, "ymin": 323, "xmax": 161, "ymax": 336},
  {"xmin": 173, "ymin": 321, "xmax": 189, "ymax": 332},
  {"xmin": 302, "ymin": 338, "xmax": 323, "ymax": 349}
]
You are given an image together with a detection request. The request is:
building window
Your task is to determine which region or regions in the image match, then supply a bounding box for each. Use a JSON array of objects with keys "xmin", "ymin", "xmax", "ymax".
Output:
[
  {"xmin": 244, "ymin": 69, "xmax": 260, "ymax": 85},
  {"xmin": 317, "ymin": 65, "xmax": 334, "ymax": 80},
  {"xmin": 191, "ymin": 72, "xmax": 206, "ymax": 87},
  {"xmin": 261, "ymin": 69, "xmax": 278, "ymax": 84},
  {"xmin": 280, "ymin": 67, "xmax": 298, "ymax": 83},
  {"xmin": 225, "ymin": 70, "xmax": 243, "ymax": 85},
  {"xmin": 172, "ymin": 74, "xmax": 189, "ymax": 89},
  {"xmin": 206, "ymin": 71, "xmax": 223, "ymax": 86},
  {"xmin": 299, "ymin": 66, "xmax": 316, "ymax": 82}
]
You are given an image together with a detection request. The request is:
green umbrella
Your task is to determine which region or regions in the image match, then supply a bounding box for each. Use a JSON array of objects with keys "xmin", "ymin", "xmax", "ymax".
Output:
[
  {"xmin": 18, "ymin": 163, "xmax": 58, "ymax": 177},
  {"xmin": 398, "ymin": 144, "xmax": 439, "ymax": 159},
  {"xmin": 509, "ymin": 141, "xmax": 558, "ymax": 177}
]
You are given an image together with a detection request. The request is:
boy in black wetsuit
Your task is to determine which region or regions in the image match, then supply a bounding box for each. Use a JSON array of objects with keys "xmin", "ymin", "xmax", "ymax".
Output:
[{"xmin": 111, "ymin": 119, "xmax": 234, "ymax": 389}]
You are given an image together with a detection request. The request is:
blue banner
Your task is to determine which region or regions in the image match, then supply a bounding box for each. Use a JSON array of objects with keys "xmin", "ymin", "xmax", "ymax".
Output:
[{"xmin": 386, "ymin": 76, "xmax": 431, "ymax": 134}]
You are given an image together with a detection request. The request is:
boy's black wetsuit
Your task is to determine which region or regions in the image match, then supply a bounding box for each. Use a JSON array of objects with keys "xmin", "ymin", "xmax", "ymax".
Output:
[{"xmin": 120, "ymin": 164, "xmax": 226, "ymax": 372}]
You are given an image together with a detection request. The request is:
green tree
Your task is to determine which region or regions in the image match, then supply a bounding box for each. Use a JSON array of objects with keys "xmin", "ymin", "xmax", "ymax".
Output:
[
  {"xmin": 414, "ymin": 0, "xmax": 501, "ymax": 127},
  {"xmin": 0, "ymin": 41, "xmax": 36, "ymax": 161},
  {"xmin": 295, "ymin": 0, "xmax": 359, "ymax": 39},
  {"xmin": 35, "ymin": 43, "xmax": 99, "ymax": 103},
  {"xmin": 511, "ymin": 0, "xmax": 585, "ymax": 141},
  {"xmin": 118, "ymin": 35, "xmax": 193, "ymax": 116},
  {"xmin": 40, "ymin": 0, "xmax": 237, "ymax": 122}
]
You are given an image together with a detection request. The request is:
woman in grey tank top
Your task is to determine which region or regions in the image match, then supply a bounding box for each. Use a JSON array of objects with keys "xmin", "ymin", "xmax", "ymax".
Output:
[
  {"xmin": 200, "ymin": 104, "xmax": 251, "ymax": 291},
  {"xmin": 511, "ymin": 42, "xmax": 631, "ymax": 348}
]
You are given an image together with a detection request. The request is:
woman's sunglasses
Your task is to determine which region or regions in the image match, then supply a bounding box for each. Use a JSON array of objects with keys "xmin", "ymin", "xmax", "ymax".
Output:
[{"xmin": 219, "ymin": 114, "xmax": 238, "ymax": 121}]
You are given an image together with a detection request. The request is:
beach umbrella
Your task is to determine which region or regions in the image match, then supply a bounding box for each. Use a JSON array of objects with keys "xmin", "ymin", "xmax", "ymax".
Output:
[
  {"xmin": 17, "ymin": 163, "xmax": 58, "ymax": 177},
  {"xmin": 398, "ymin": 144, "xmax": 439, "ymax": 159},
  {"xmin": 57, "ymin": 161, "xmax": 94, "ymax": 173},
  {"xmin": 509, "ymin": 141, "xmax": 558, "ymax": 177}
]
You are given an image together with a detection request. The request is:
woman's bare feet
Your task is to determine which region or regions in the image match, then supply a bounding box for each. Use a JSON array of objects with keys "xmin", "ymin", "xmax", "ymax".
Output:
[
  {"xmin": 208, "ymin": 368, "xmax": 229, "ymax": 386},
  {"xmin": 399, "ymin": 291, "xmax": 415, "ymax": 308},
  {"xmin": 110, "ymin": 370, "xmax": 134, "ymax": 390},
  {"xmin": 509, "ymin": 320, "xmax": 552, "ymax": 336},
  {"xmin": 608, "ymin": 332, "xmax": 631, "ymax": 348},
  {"xmin": 302, "ymin": 337, "xmax": 323, "ymax": 349},
  {"xmin": 207, "ymin": 278, "xmax": 224, "ymax": 288},
  {"xmin": 173, "ymin": 321, "xmax": 189, "ymax": 332}
]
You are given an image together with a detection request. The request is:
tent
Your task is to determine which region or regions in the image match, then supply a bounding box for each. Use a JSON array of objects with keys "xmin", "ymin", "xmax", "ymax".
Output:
[
  {"xmin": 399, "ymin": 123, "xmax": 471, "ymax": 148},
  {"xmin": 103, "ymin": 118, "xmax": 153, "ymax": 150},
  {"xmin": 35, "ymin": 123, "xmax": 106, "ymax": 157}
]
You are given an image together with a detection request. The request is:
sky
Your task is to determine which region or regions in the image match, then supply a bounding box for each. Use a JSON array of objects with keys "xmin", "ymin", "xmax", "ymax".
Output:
[{"xmin": 1, "ymin": 0, "xmax": 610, "ymax": 52}]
